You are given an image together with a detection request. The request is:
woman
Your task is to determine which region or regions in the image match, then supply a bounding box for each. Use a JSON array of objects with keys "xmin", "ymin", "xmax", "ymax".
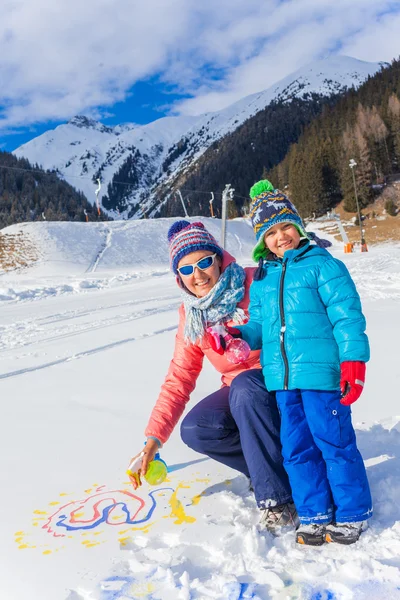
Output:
[{"xmin": 128, "ymin": 220, "xmax": 296, "ymax": 531}]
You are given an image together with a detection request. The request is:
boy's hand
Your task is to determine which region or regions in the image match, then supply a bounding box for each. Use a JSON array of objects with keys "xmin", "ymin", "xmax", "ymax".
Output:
[
  {"xmin": 340, "ymin": 361, "xmax": 366, "ymax": 405},
  {"xmin": 208, "ymin": 326, "xmax": 242, "ymax": 355},
  {"xmin": 225, "ymin": 326, "xmax": 242, "ymax": 338}
]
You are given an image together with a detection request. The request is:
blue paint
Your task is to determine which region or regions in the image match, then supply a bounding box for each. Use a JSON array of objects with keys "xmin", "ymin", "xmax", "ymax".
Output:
[
  {"xmin": 311, "ymin": 591, "xmax": 336, "ymax": 600},
  {"xmin": 223, "ymin": 581, "xmax": 259, "ymax": 599},
  {"xmin": 99, "ymin": 571, "xmax": 187, "ymax": 600}
]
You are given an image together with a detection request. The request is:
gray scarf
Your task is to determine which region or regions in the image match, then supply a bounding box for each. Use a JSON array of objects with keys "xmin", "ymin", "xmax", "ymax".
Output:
[{"xmin": 183, "ymin": 262, "xmax": 246, "ymax": 343}]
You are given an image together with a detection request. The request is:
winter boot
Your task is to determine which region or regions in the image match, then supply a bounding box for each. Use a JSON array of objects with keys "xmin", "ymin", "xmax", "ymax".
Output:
[
  {"xmin": 296, "ymin": 523, "xmax": 326, "ymax": 546},
  {"xmin": 325, "ymin": 521, "xmax": 367, "ymax": 545},
  {"xmin": 259, "ymin": 502, "xmax": 299, "ymax": 533}
]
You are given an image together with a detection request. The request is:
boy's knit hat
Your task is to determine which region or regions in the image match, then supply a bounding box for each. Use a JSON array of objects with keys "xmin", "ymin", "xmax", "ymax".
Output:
[
  {"xmin": 249, "ymin": 180, "xmax": 307, "ymax": 261},
  {"xmin": 168, "ymin": 220, "xmax": 223, "ymax": 274}
]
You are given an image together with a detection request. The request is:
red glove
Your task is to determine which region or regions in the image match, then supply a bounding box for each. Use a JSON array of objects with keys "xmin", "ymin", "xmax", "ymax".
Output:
[
  {"xmin": 340, "ymin": 361, "xmax": 366, "ymax": 405},
  {"xmin": 207, "ymin": 326, "xmax": 242, "ymax": 355},
  {"xmin": 225, "ymin": 326, "xmax": 242, "ymax": 338}
]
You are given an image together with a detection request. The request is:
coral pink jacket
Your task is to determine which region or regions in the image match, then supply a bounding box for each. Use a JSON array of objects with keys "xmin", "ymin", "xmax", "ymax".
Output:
[{"xmin": 145, "ymin": 251, "xmax": 261, "ymax": 444}]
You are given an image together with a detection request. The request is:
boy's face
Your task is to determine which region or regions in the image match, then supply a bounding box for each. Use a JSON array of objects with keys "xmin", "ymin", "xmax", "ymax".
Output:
[{"xmin": 264, "ymin": 222, "xmax": 301, "ymax": 257}]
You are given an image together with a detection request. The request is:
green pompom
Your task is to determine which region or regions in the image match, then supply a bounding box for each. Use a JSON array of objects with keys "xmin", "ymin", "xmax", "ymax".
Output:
[{"xmin": 249, "ymin": 179, "xmax": 275, "ymax": 199}]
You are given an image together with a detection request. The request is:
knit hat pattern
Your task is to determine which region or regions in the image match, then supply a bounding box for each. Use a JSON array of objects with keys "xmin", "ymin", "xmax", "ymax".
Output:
[
  {"xmin": 168, "ymin": 220, "xmax": 223, "ymax": 274},
  {"xmin": 249, "ymin": 180, "xmax": 307, "ymax": 261}
]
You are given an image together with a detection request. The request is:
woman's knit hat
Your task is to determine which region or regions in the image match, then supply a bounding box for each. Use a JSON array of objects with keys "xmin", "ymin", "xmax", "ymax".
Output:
[
  {"xmin": 249, "ymin": 180, "xmax": 307, "ymax": 261},
  {"xmin": 168, "ymin": 220, "xmax": 223, "ymax": 274}
]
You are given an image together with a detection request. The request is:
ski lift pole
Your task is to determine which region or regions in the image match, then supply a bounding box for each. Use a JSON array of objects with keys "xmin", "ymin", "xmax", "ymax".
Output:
[
  {"xmin": 84, "ymin": 209, "xmax": 88, "ymax": 223},
  {"xmin": 209, "ymin": 192, "xmax": 215, "ymax": 218},
  {"xmin": 176, "ymin": 189, "xmax": 189, "ymax": 218},
  {"xmin": 220, "ymin": 184, "xmax": 234, "ymax": 249},
  {"xmin": 95, "ymin": 179, "xmax": 101, "ymax": 216}
]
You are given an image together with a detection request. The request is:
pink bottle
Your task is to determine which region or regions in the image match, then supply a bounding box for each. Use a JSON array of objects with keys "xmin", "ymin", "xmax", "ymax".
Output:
[{"xmin": 207, "ymin": 325, "xmax": 251, "ymax": 364}]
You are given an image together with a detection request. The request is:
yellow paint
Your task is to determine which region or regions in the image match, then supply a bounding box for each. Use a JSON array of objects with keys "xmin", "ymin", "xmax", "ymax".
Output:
[
  {"xmin": 43, "ymin": 550, "xmax": 52, "ymax": 555},
  {"xmin": 94, "ymin": 531, "xmax": 103, "ymax": 536},
  {"xmin": 15, "ymin": 531, "xmax": 24, "ymax": 535},
  {"xmin": 33, "ymin": 510, "xmax": 48, "ymax": 515},
  {"xmin": 195, "ymin": 478, "xmax": 211, "ymax": 483},
  {"xmin": 191, "ymin": 493, "xmax": 204, "ymax": 506},
  {"xmin": 85, "ymin": 542, "xmax": 101, "ymax": 548},
  {"xmin": 128, "ymin": 582, "xmax": 155, "ymax": 597},
  {"xmin": 33, "ymin": 522, "xmax": 39, "ymax": 527},
  {"xmin": 84, "ymin": 488, "xmax": 92, "ymax": 493},
  {"xmin": 15, "ymin": 537, "xmax": 23, "ymax": 543},
  {"xmin": 59, "ymin": 492, "xmax": 69, "ymax": 496},
  {"xmin": 18, "ymin": 544, "xmax": 36, "ymax": 549},
  {"xmin": 74, "ymin": 512, "xmax": 84, "ymax": 518},
  {"xmin": 49, "ymin": 501, "xmax": 60, "ymax": 506},
  {"xmin": 169, "ymin": 484, "xmax": 196, "ymax": 525},
  {"xmin": 119, "ymin": 536, "xmax": 130, "ymax": 547},
  {"xmin": 129, "ymin": 524, "xmax": 152, "ymax": 533}
]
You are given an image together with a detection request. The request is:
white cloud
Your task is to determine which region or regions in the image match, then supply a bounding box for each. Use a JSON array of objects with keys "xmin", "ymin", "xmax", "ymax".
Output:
[{"xmin": 0, "ymin": 0, "xmax": 399, "ymax": 131}]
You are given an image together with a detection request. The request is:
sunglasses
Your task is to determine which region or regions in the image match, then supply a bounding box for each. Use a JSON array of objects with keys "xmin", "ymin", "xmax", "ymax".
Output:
[{"xmin": 177, "ymin": 253, "xmax": 218, "ymax": 276}]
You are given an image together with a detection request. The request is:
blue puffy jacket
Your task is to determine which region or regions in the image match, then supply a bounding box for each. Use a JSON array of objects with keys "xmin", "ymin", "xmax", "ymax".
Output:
[{"xmin": 238, "ymin": 241, "xmax": 370, "ymax": 391}]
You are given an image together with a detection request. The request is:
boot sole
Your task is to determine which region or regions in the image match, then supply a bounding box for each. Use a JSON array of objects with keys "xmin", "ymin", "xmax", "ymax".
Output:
[
  {"xmin": 325, "ymin": 532, "xmax": 359, "ymax": 545},
  {"xmin": 296, "ymin": 533, "xmax": 325, "ymax": 546}
]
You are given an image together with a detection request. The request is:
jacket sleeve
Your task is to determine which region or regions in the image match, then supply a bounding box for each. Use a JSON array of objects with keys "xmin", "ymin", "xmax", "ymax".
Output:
[
  {"xmin": 317, "ymin": 257, "xmax": 370, "ymax": 363},
  {"xmin": 235, "ymin": 280, "xmax": 263, "ymax": 350},
  {"xmin": 145, "ymin": 305, "xmax": 204, "ymax": 444}
]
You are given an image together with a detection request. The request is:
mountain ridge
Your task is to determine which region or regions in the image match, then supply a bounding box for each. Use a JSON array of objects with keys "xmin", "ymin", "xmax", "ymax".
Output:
[{"xmin": 14, "ymin": 55, "xmax": 385, "ymax": 218}]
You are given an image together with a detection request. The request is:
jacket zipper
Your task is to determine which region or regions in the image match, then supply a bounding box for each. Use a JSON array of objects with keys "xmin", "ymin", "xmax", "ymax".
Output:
[{"xmin": 279, "ymin": 261, "xmax": 289, "ymax": 390}]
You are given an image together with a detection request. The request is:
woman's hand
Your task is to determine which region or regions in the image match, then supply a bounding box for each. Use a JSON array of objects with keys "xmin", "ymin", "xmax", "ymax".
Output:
[{"xmin": 127, "ymin": 438, "xmax": 159, "ymax": 489}]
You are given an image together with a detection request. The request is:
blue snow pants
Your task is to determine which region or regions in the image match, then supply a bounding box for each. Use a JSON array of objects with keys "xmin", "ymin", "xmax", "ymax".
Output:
[
  {"xmin": 276, "ymin": 389, "xmax": 373, "ymax": 524},
  {"xmin": 180, "ymin": 369, "xmax": 292, "ymax": 508}
]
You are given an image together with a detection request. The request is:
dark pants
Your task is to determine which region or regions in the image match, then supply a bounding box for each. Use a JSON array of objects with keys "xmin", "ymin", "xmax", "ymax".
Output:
[{"xmin": 180, "ymin": 369, "xmax": 292, "ymax": 508}]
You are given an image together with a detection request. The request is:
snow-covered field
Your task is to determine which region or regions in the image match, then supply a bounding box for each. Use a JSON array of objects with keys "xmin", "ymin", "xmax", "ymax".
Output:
[{"xmin": 1, "ymin": 217, "xmax": 400, "ymax": 600}]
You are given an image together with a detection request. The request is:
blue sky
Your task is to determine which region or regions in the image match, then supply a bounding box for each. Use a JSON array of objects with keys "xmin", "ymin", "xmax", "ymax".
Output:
[{"xmin": 1, "ymin": 0, "xmax": 400, "ymax": 152}]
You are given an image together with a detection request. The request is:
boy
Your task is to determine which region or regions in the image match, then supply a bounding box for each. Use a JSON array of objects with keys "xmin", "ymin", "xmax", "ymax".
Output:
[{"xmin": 235, "ymin": 180, "xmax": 372, "ymax": 546}]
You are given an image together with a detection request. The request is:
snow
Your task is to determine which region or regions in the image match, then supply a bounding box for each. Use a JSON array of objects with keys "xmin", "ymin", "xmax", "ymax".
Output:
[
  {"xmin": 1, "ymin": 217, "xmax": 400, "ymax": 599},
  {"xmin": 13, "ymin": 56, "xmax": 384, "ymax": 218}
]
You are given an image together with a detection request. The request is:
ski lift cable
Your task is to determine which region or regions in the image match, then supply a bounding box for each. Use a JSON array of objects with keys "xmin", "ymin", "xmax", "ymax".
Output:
[{"xmin": 0, "ymin": 163, "xmax": 250, "ymax": 201}]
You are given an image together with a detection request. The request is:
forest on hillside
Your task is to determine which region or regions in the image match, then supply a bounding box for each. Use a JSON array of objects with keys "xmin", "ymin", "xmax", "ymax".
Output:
[
  {"xmin": 267, "ymin": 59, "xmax": 400, "ymax": 217},
  {"xmin": 155, "ymin": 94, "xmax": 339, "ymax": 219},
  {"xmin": 156, "ymin": 59, "xmax": 400, "ymax": 221},
  {"xmin": 0, "ymin": 152, "xmax": 106, "ymax": 230}
]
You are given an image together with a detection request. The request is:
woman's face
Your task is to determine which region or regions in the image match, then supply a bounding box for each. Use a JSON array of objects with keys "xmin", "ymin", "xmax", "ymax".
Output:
[{"xmin": 177, "ymin": 250, "xmax": 222, "ymax": 298}]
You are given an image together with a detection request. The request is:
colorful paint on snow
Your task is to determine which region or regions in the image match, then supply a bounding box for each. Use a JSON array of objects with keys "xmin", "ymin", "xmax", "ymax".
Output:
[
  {"xmin": 15, "ymin": 475, "xmax": 210, "ymax": 554},
  {"xmin": 223, "ymin": 582, "xmax": 261, "ymax": 599},
  {"xmin": 99, "ymin": 574, "xmax": 178, "ymax": 600}
]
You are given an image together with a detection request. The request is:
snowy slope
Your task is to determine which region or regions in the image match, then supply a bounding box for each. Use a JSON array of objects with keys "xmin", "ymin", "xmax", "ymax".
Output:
[
  {"xmin": 14, "ymin": 56, "xmax": 385, "ymax": 218},
  {"xmin": 1, "ymin": 218, "xmax": 400, "ymax": 599}
]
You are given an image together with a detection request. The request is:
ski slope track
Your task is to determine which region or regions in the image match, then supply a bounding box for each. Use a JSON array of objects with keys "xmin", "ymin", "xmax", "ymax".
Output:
[{"xmin": 1, "ymin": 218, "xmax": 400, "ymax": 599}]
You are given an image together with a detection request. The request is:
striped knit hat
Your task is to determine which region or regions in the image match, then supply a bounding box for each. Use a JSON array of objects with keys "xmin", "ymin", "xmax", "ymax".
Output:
[
  {"xmin": 249, "ymin": 180, "xmax": 307, "ymax": 261},
  {"xmin": 168, "ymin": 220, "xmax": 223, "ymax": 274}
]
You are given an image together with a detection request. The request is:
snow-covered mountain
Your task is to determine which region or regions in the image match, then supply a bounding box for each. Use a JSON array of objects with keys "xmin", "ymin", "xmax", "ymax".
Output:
[{"xmin": 14, "ymin": 56, "xmax": 386, "ymax": 219}]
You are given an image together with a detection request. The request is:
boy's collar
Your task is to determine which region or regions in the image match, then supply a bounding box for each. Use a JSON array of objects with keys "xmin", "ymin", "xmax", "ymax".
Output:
[{"xmin": 266, "ymin": 238, "xmax": 310, "ymax": 263}]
